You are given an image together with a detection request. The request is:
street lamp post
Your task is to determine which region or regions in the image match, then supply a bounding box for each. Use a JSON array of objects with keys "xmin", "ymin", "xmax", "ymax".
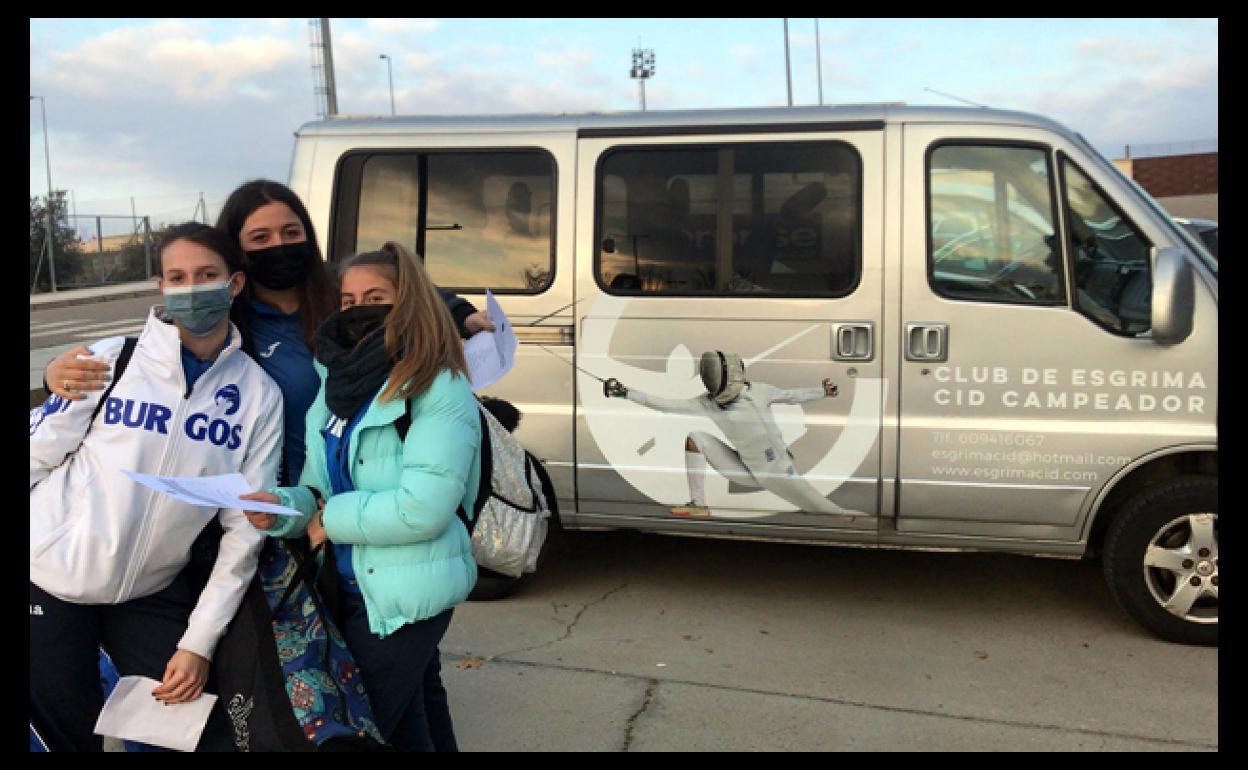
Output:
[
  {"xmin": 815, "ymin": 18, "xmax": 823, "ymax": 106},
  {"xmin": 30, "ymin": 95, "xmax": 57, "ymax": 292},
  {"xmin": 783, "ymin": 19, "xmax": 793, "ymax": 107},
  {"xmin": 379, "ymin": 54, "xmax": 395, "ymax": 115}
]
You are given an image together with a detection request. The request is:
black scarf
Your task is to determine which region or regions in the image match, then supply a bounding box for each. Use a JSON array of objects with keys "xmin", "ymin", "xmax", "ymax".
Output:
[{"xmin": 314, "ymin": 306, "xmax": 396, "ymax": 420}]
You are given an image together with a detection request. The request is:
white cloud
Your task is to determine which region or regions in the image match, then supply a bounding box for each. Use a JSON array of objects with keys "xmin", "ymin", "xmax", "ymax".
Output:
[
  {"xmin": 1074, "ymin": 36, "xmax": 1164, "ymax": 66},
  {"xmin": 535, "ymin": 48, "xmax": 598, "ymax": 71},
  {"xmin": 400, "ymin": 51, "xmax": 444, "ymax": 72},
  {"xmin": 43, "ymin": 21, "xmax": 299, "ymax": 101},
  {"xmin": 729, "ymin": 44, "xmax": 763, "ymax": 67},
  {"xmin": 993, "ymin": 56, "xmax": 1218, "ymax": 153}
]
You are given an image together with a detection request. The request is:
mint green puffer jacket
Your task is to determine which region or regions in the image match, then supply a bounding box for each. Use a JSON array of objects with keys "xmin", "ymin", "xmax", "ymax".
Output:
[{"xmin": 266, "ymin": 365, "xmax": 481, "ymax": 638}]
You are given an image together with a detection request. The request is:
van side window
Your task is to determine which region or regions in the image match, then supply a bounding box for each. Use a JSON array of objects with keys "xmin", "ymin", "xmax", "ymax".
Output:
[
  {"xmin": 596, "ymin": 142, "xmax": 861, "ymax": 296},
  {"xmin": 927, "ymin": 145, "xmax": 1064, "ymax": 305},
  {"xmin": 332, "ymin": 150, "xmax": 555, "ymax": 293},
  {"xmin": 1061, "ymin": 159, "xmax": 1152, "ymax": 335}
]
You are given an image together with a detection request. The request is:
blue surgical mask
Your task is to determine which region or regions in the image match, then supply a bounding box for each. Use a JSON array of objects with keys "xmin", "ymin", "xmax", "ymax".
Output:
[{"xmin": 163, "ymin": 280, "xmax": 235, "ymax": 336}]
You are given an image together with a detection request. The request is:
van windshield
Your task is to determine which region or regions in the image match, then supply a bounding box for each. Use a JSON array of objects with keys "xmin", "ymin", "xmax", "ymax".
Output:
[{"xmin": 1075, "ymin": 134, "xmax": 1217, "ymax": 277}]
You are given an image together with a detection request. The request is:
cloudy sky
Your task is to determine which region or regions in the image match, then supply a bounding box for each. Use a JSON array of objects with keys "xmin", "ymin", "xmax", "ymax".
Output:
[{"xmin": 29, "ymin": 18, "xmax": 1217, "ymax": 227}]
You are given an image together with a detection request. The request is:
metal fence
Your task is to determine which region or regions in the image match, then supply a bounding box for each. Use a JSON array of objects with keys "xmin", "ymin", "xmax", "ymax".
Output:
[
  {"xmin": 1123, "ymin": 139, "xmax": 1218, "ymax": 159},
  {"xmin": 31, "ymin": 214, "xmax": 155, "ymax": 293}
]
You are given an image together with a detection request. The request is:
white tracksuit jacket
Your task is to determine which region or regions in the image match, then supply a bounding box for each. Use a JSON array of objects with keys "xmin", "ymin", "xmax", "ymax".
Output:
[{"xmin": 29, "ymin": 308, "xmax": 284, "ymax": 660}]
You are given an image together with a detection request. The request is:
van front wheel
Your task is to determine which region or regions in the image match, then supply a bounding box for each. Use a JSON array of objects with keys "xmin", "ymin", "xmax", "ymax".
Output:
[{"xmin": 1102, "ymin": 476, "xmax": 1217, "ymax": 645}]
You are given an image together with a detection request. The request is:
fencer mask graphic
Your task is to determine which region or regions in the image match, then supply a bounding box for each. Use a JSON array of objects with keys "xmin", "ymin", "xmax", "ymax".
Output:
[{"xmin": 700, "ymin": 351, "xmax": 746, "ymax": 406}]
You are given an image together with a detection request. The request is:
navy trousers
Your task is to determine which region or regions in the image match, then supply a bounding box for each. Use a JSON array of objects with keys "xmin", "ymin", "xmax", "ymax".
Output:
[
  {"xmin": 29, "ymin": 579, "xmax": 234, "ymax": 752},
  {"xmin": 339, "ymin": 591, "xmax": 458, "ymax": 752}
]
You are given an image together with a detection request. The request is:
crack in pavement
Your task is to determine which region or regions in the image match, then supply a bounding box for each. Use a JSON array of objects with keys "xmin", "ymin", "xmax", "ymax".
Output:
[
  {"xmin": 621, "ymin": 680, "xmax": 658, "ymax": 752},
  {"xmin": 440, "ymin": 654, "xmax": 1217, "ymax": 751},
  {"xmin": 484, "ymin": 583, "xmax": 631, "ymax": 661}
]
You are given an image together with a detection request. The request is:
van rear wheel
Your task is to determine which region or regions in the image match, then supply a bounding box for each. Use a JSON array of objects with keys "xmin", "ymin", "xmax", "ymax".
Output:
[{"xmin": 1102, "ymin": 476, "xmax": 1217, "ymax": 645}]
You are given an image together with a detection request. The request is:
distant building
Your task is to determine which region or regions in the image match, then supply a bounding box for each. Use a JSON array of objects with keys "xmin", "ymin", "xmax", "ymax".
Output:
[{"xmin": 1113, "ymin": 144, "xmax": 1217, "ymax": 221}]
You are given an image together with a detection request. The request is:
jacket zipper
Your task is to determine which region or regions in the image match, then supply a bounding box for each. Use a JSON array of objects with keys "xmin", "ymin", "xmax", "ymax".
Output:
[
  {"xmin": 117, "ymin": 359, "xmax": 187, "ymax": 601},
  {"xmin": 118, "ymin": 346, "xmax": 233, "ymax": 601}
]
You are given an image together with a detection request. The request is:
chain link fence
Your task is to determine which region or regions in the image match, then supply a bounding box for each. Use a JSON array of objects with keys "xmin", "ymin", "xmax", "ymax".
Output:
[
  {"xmin": 31, "ymin": 214, "xmax": 156, "ymax": 293},
  {"xmin": 1123, "ymin": 139, "xmax": 1218, "ymax": 159}
]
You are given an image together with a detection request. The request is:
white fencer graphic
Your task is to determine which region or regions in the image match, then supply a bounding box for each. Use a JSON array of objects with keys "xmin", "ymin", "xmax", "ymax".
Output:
[{"xmin": 604, "ymin": 350, "xmax": 863, "ymax": 518}]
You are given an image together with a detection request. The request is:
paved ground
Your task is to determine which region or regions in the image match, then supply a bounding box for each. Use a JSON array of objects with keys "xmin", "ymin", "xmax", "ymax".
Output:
[
  {"xmin": 438, "ymin": 528, "xmax": 1216, "ymax": 751},
  {"xmin": 30, "ymin": 284, "xmax": 159, "ymax": 398}
]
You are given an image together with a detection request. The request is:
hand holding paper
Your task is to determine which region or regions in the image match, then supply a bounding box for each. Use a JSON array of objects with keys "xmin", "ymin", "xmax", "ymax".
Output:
[
  {"xmin": 465, "ymin": 290, "xmax": 518, "ymax": 391},
  {"xmin": 94, "ymin": 676, "xmax": 217, "ymax": 752},
  {"xmin": 122, "ymin": 471, "xmax": 302, "ymax": 517}
]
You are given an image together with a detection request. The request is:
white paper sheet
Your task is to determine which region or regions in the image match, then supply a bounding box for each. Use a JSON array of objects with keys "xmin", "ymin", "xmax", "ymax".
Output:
[
  {"xmin": 465, "ymin": 290, "xmax": 519, "ymax": 392},
  {"xmin": 94, "ymin": 676, "xmax": 218, "ymax": 752},
  {"xmin": 121, "ymin": 470, "xmax": 303, "ymax": 517}
]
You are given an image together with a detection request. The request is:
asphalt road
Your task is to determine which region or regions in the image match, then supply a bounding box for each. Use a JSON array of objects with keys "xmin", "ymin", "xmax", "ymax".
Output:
[
  {"xmin": 30, "ymin": 293, "xmax": 157, "ymax": 349},
  {"xmin": 440, "ymin": 527, "xmax": 1217, "ymax": 751}
]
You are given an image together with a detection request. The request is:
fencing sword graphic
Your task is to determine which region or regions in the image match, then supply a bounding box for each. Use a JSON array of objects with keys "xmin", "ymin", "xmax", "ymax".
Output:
[{"xmin": 573, "ymin": 293, "xmax": 886, "ymax": 518}]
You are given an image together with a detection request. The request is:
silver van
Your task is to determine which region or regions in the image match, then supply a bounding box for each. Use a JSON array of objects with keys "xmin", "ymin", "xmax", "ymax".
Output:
[{"xmin": 288, "ymin": 105, "xmax": 1218, "ymax": 645}]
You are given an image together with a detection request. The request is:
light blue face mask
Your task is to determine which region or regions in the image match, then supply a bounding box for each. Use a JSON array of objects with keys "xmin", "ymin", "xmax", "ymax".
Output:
[{"xmin": 163, "ymin": 280, "xmax": 235, "ymax": 336}]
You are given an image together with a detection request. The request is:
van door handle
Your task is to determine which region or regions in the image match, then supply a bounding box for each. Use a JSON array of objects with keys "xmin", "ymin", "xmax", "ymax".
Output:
[
  {"xmin": 831, "ymin": 322, "xmax": 873, "ymax": 361},
  {"xmin": 905, "ymin": 323, "xmax": 948, "ymax": 362}
]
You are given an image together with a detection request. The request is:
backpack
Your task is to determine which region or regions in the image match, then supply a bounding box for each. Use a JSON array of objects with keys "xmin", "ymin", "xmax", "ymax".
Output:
[
  {"xmin": 395, "ymin": 397, "xmax": 552, "ymax": 579},
  {"xmin": 212, "ymin": 537, "xmax": 390, "ymax": 751}
]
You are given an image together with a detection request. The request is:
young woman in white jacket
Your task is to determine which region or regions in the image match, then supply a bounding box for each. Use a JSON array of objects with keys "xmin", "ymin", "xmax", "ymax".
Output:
[{"xmin": 29, "ymin": 222, "xmax": 284, "ymax": 752}]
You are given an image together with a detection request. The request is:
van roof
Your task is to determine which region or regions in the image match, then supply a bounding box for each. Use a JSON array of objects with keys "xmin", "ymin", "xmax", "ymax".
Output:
[{"xmin": 294, "ymin": 104, "xmax": 1076, "ymax": 139}]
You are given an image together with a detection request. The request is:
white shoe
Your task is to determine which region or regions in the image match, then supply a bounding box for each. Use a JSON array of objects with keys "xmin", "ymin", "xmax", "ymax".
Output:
[{"xmin": 670, "ymin": 502, "xmax": 711, "ymax": 518}]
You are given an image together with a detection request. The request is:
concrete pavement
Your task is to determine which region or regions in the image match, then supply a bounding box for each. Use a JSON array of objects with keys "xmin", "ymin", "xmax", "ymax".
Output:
[
  {"xmin": 438, "ymin": 530, "xmax": 1217, "ymax": 752},
  {"xmin": 30, "ymin": 280, "xmax": 159, "ymax": 312}
]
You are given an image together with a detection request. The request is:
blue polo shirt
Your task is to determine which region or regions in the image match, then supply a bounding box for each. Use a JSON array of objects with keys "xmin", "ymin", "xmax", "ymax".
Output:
[
  {"xmin": 323, "ymin": 405, "xmax": 371, "ymax": 593},
  {"xmin": 180, "ymin": 330, "xmax": 232, "ymax": 392},
  {"xmin": 248, "ymin": 298, "xmax": 319, "ymax": 485}
]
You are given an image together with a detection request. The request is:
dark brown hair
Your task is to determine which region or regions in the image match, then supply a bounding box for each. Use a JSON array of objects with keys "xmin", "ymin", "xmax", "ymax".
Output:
[
  {"xmin": 216, "ymin": 179, "xmax": 338, "ymax": 355},
  {"xmin": 158, "ymin": 221, "xmax": 246, "ymax": 276}
]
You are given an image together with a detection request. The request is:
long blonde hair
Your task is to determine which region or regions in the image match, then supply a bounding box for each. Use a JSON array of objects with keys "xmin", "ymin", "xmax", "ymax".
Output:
[{"xmin": 338, "ymin": 242, "xmax": 468, "ymax": 402}]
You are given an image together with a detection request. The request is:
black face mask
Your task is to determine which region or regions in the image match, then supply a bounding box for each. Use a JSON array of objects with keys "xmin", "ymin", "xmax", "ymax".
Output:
[
  {"xmin": 336, "ymin": 305, "xmax": 392, "ymax": 348},
  {"xmin": 245, "ymin": 242, "xmax": 312, "ymax": 291},
  {"xmin": 313, "ymin": 305, "xmax": 395, "ymax": 419}
]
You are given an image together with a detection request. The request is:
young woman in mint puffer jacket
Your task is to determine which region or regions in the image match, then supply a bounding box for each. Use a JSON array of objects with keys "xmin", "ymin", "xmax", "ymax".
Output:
[{"xmin": 240, "ymin": 241, "xmax": 482, "ymax": 752}]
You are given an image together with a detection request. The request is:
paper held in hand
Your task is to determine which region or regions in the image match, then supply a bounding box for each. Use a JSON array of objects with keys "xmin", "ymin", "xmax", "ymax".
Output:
[
  {"xmin": 121, "ymin": 470, "xmax": 302, "ymax": 516},
  {"xmin": 465, "ymin": 290, "xmax": 518, "ymax": 392},
  {"xmin": 94, "ymin": 676, "xmax": 218, "ymax": 752}
]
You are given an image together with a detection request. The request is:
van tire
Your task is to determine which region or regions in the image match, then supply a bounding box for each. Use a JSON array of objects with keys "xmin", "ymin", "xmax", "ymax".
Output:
[{"xmin": 1102, "ymin": 476, "xmax": 1217, "ymax": 645}]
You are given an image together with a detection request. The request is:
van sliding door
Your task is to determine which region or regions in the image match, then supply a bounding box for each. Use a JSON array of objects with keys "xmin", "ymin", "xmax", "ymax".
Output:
[{"xmin": 573, "ymin": 128, "xmax": 885, "ymax": 538}]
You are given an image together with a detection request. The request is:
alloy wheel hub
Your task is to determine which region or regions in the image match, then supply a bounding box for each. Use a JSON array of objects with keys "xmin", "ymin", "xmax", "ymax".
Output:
[{"xmin": 1143, "ymin": 513, "xmax": 1218, "ymax": 624}]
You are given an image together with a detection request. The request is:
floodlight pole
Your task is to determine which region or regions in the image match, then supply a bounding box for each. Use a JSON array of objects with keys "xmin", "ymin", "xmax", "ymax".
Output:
[{"xmin": 631, "ymin": 48, "xmax": 655, "ymax": 112}]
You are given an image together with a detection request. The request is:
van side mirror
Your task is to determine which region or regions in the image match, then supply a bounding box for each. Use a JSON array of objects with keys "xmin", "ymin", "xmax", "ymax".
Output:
[{"xmin": 1151, "ymin": 247, "xmax": 1195, "ymax": 346}]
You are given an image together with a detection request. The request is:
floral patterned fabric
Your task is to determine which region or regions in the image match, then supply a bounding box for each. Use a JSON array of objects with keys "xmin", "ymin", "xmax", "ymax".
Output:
[{"xmin": 258, "ymin": 540, "xmax": 384, "ymax": 746}]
